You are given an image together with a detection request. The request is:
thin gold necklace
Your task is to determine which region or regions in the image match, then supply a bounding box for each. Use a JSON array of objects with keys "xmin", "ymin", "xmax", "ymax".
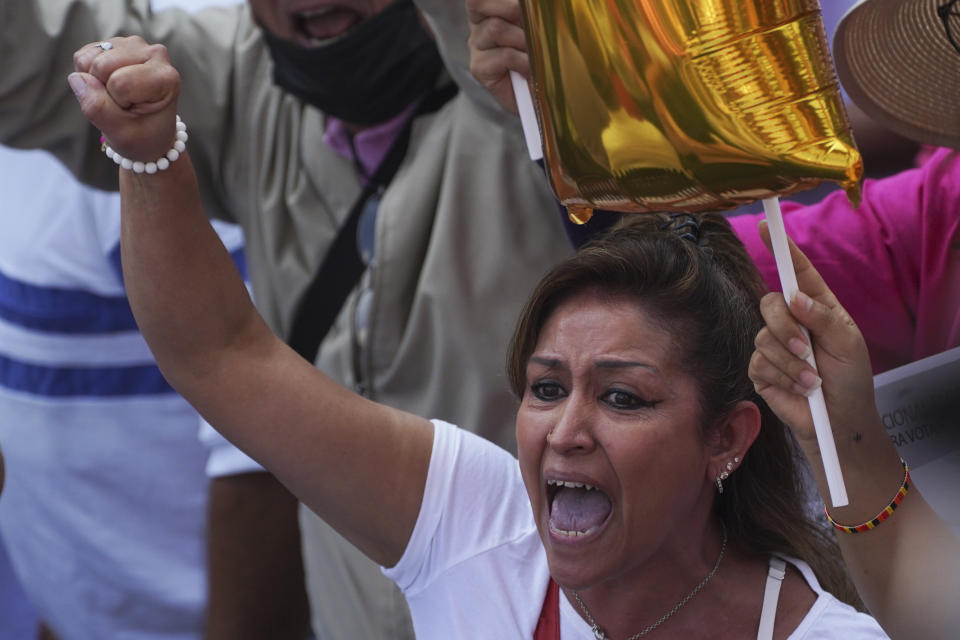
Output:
[{"xmin": 572, "ymin": 522, "xmax": 727, "ymax": 640}]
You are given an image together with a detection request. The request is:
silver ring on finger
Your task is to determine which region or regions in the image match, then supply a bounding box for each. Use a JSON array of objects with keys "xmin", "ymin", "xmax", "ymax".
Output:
[{"xmin": 95, "ymin": 42, "xmax": 113, "ymax": 51}]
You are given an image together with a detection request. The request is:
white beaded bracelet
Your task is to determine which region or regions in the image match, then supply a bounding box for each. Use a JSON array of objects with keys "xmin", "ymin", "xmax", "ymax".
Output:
[{"xmin": 101, "ymin": 115, "xmax": 188, "ymax": 174}]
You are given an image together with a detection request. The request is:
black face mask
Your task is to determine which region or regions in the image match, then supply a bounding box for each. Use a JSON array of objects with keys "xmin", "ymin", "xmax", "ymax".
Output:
[{"xmin": 261, "ymin": 0, "xmax": 444, "ymax": 126}]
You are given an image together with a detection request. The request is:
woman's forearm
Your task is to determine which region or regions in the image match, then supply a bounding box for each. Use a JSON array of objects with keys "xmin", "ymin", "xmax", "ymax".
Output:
[
  {"xmin": 801, "ymin": 421, "xmax": 960, "ymax": 639},
  {"xmin": 116, "ymin": 152, "xmax": 432, "ymax": 566},
  {"xmin": 119, "ymin": 152, "xmax": 263, "ymax": 395}
]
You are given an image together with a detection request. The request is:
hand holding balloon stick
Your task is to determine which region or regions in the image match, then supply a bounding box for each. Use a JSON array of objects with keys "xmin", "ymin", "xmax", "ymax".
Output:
[
  {"xmin": 762, "ymin": 196, "xmax": 848, "ymax": 506},
  {"xmin": 513, "ymin": 0, "xmax": 860, "ymax": 506}
]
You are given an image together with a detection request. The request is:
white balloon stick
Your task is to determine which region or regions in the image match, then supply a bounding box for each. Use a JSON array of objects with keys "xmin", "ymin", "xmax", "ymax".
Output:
[
  {"xmin": 510, "ymin": 71, "xmax": 543, "ymax": 161},
  {"xmin": 762, "ymin": 197, "xmax": 849, "ymax": 507}
]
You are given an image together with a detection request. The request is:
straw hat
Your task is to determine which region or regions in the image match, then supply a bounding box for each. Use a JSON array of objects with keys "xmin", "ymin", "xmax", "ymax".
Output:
[{"xmin": 833, "ymin": 0, "xmax": 960, "ymax": 149}]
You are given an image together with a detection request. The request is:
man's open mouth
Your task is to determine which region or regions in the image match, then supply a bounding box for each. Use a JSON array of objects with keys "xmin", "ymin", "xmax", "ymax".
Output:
[{"xmin": 293, "ymin": 6, "xmax": 363, "ymax": 45}]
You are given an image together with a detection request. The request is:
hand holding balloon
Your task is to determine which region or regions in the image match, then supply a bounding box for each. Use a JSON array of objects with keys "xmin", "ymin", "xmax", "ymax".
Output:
[
  {"xmin": 749, "ymin": 222, "xmax": 877, "ymax": 451},
  {"xmin": 467, "ymin": 0, "xmax": 529, "ymax": 116}
]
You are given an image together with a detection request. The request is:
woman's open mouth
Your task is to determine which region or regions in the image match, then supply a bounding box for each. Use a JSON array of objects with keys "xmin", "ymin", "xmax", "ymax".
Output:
[{"xmin": 546, "ymin": 479, "xmax": 613, "ymax": 538}]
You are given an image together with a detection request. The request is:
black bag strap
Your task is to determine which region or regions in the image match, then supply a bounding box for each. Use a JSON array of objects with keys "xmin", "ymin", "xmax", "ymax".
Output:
[{"xmin": 286, "ymin": 82, "xmax": 458, "ymax": 362}]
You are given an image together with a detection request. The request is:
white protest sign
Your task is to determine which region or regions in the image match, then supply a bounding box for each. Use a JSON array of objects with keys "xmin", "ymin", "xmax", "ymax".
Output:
[{"xmin": 873, "ymin": 346, "xmax": 960, "ymax": 534}]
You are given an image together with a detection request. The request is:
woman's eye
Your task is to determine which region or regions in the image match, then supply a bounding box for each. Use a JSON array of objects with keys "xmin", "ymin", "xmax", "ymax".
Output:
[
  {"xmin": 530, "ymin": 381, "xmax": 566, "ymax": 401},
  {"xmin": 602, "ymin": 389, "xmax": 655, "ymax": 410}
]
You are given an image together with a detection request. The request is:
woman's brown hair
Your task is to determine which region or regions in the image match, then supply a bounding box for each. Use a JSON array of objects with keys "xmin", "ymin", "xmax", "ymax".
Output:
[{"xmin": 507, "ymin": 212, "xmax": 860, "ymax": 606}]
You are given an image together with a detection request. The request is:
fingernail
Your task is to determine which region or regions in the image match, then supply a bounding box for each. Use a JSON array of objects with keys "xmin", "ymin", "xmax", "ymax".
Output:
[
  {"xmin": 788, "ymin": 337, "xmax": 811, "ymax": 359},
  {"xmin": 792, "ymin": 290, "xmax": 814, "ymax": 312},
  {"xmin": 67, "ymin": 73, "xmax": 88, "ymax": 101},
  {"xmin": 798, "ymin": 370, "xmax": 822, "ymax": 395}
]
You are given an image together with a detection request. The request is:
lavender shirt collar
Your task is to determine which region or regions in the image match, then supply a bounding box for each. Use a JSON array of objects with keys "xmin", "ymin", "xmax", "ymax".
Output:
[{"xmin": 322, "ymin": 100, "xmax": 421, "ymax": 183}]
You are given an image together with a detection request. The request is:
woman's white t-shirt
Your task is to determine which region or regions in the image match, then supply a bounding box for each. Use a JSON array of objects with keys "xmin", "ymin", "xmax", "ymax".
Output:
[{"xmin": 384, "ymin": 420, "xmax": 889, "ymax": 639}]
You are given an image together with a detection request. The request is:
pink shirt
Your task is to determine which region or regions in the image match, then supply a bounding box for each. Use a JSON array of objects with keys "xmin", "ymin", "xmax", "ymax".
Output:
[{"xmin": 730, "ymin": 148, "xmax": 960, "ymax": 374}]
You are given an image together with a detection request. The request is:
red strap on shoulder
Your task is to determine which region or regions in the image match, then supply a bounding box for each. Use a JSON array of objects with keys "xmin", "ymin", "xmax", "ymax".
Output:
[{"xmin": 533, "ymin": 578, "xmax": 560, "ymax": 640}]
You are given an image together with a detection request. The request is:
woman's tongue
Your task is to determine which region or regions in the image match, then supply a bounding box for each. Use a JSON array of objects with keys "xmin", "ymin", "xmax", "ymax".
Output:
[{"xmin": 550, "ymin": 486, "xmax": 612, "ymax": 534}]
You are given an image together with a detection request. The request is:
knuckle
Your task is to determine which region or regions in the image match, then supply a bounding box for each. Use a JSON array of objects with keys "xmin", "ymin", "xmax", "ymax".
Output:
[
  {"xmin": 469, "ymin": 53, "xmax": 496, "ymax": 83},
  {"xmin": 465, "ymin": 0, "xmax": 483, "ymax": 18},
  {"xmin": 753, "ymin": 327, "xmax": 768, "ymax": 349},
  {"xmin": 158, "ymin": 65, "xmax": 182, "ymax": 89},
  {"xmin": 469, "ymin": 21, "xmax": 494, "ymax": 50},
  {"xmin": 466, "ymin": 0, "xmax": 494, "ymax": 17},
  {"xmin": 748, "ymin": 351, "xmax": 763, "ymax": 377},
  {"xmin": 87, "ymin": 55, "xmax": 111, "ymax": 81},
  {"xmin": 468, "ymin": 57, "xmax": 484, "ymax": 80},
  {"xmin": 145, "ymin": 42, "xmax": 171, "ymax": 62},
  {"xmin": 107, "ymin": 69, "xmax": 136, "ymax": 99},
  {"xmin": 486, "ymin": 17, "xmax": 511, "ymax": 43},
  {"xmin": 758, "ymin": 292, "xmax": 781, "ymax": 316}
]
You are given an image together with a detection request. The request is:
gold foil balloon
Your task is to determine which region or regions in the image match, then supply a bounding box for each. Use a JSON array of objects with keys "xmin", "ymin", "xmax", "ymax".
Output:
[{"xmin": 519, "ymin": 0, "xmax": 862, "ymax": 221}]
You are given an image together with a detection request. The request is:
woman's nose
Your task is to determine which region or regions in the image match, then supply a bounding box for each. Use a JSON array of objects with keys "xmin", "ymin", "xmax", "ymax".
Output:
[{"xmin": 546, "ymin": 395, "xmax": 596, "ymax": 454}]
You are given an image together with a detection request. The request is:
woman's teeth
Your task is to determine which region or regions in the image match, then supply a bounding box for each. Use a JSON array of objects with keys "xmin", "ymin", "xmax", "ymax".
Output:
[{"xmin": 546, "ymin": 479, "xmax": 598, "ymax": 491}]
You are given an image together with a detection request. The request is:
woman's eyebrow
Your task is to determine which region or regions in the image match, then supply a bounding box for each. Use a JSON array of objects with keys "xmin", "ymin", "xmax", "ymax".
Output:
[
  {"xmin": 528, "ymin": 356, "xmax": 560, "ymax": 368},
  {"xmin": 530, "ymin": 356, "xmax": 661, "ymax": 375},
  {"xmin": 595, "ymin": 360, "xmax": 660, "ymax": 375}
]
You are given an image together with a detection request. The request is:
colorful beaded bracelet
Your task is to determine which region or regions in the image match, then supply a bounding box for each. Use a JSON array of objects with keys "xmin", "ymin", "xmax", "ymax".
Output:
[
  {"xmin": 100, "ymin": 115, "xmax": 187, "ymax": 174},
  {"xmin": 825, "ymin": 458, "xmax": 910, "ymax": 534}
]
